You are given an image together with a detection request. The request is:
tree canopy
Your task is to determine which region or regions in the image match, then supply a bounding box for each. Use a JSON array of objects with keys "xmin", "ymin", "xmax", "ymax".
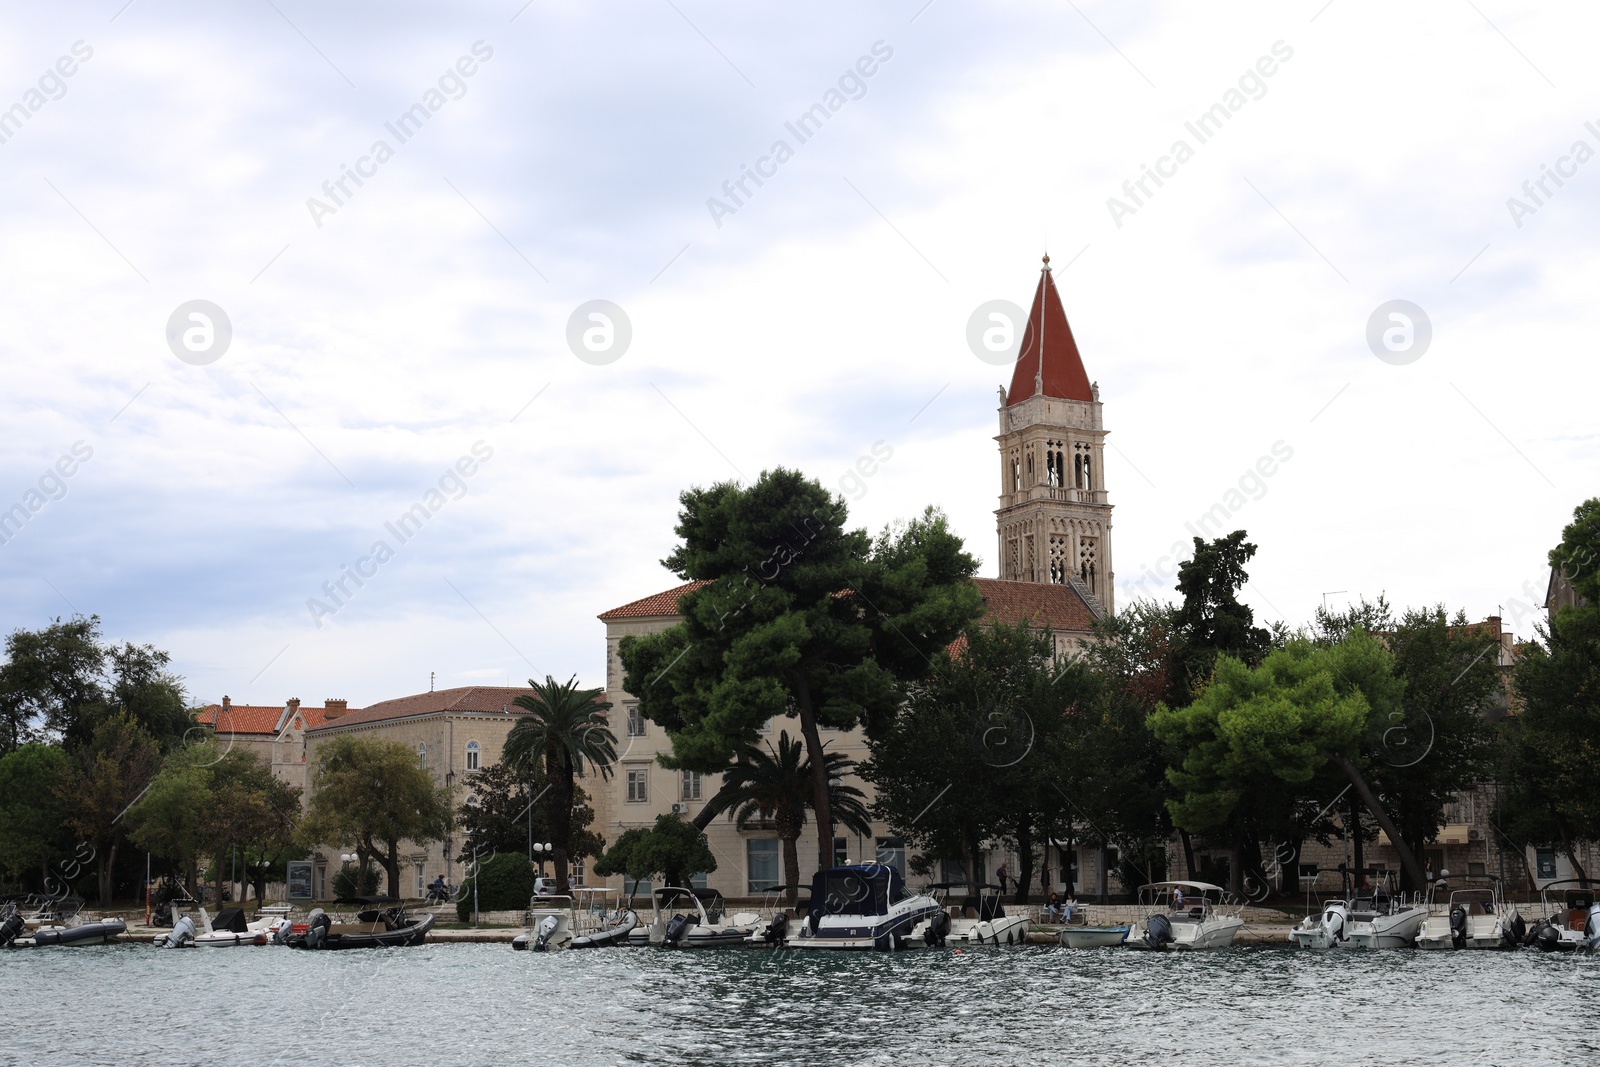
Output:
[
  {"xmin": 592, "ymin": 813, "xmax": 717, "ymax": 894},
  {"xmin": 298, "ymin": 734, "xmax": 453, "ymax": 898},
  {"xmin": 619, "ymin": 468, "xmax": 982, "ymax": 869},
  {"xmin": 503, "ymin": 674, "xmax": 615, "ymax": 894}
]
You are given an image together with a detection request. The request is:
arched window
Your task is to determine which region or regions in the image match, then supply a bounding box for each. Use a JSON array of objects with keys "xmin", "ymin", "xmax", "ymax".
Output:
[
  {"xmin": 417, "ymin": 743, "xmax": 427, "ymax": 769},
  {"xmin": 465, "ymin": 740, "xmax": 480, "ymax": 771}
]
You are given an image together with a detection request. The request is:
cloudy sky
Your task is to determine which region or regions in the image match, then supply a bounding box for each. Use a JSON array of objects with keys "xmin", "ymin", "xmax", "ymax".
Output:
[{"xmin": 1, "ymin": 1, "xmax": 1593, "ymax": 710}]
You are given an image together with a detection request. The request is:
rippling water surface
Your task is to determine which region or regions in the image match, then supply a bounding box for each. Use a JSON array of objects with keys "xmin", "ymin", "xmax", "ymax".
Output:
[{"xmin": 4, "ymin": 943, "xmax": 1596, "ymax": 1066}]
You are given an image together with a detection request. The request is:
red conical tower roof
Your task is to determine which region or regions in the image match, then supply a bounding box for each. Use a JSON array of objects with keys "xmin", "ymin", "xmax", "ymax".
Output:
[{"xmin": 1005, "ymin": 256, "xmax": 1093, "ymax": 405}]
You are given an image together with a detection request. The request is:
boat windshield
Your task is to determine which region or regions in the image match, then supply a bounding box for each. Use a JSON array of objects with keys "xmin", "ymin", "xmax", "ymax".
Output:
[{"xmin": 810, "ymin": 865, "xmax": 906, "ymax": 917}]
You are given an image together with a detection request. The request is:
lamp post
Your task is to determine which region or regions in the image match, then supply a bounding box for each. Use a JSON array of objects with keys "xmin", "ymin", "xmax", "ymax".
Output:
[{"xmin": 467, "ymin": 831, "xmax": 483, "ymax": 928}]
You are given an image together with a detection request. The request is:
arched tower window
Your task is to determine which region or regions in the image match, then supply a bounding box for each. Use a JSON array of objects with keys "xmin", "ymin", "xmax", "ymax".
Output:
[
  {"xmin": 466, "ymin": 740, "xmax": 480, "ymax": 771},
  {"xmin": 417, "ymin": 743, "xmax": 427, "ymax": 769}
]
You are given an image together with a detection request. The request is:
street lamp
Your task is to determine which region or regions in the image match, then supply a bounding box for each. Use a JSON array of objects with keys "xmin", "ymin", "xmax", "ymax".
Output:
[{"xmin": 467, "ymin": 830, "xmax": 484, "ymax": 928}]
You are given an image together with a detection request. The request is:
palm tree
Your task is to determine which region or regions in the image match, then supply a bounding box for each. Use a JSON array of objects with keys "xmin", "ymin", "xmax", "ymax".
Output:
[
  {"xmin": 503, "ymin": 675, "xmax": 616, "ymax": 894},
  {"xmin": 699, "ymin": 731, "xmax": 873, "ymax": 907}
]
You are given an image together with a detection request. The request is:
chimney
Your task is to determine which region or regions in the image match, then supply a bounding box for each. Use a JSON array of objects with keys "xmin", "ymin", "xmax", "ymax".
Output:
[
  {"xmin": 222, "ymin": 695, "xmax": 231, "ymax": 710},
  {"xmin": 287, "ymin": 698, "xmax": 301, "ymax": 715},
  {"xmin": 325, "ymin": 698, "xmax": 348, "ymax": 719}
]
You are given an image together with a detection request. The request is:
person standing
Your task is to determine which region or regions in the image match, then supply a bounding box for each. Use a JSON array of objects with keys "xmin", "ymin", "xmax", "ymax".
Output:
[{"xmin": 996, "ymin": 863, "xmax": 1010, "ymax": 896}]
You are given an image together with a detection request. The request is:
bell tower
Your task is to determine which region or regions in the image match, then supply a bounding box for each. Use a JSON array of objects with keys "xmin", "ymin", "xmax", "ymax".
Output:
[{"xmin": 995, "ymin": 256, "xmax": 1114, "ymax": 615}]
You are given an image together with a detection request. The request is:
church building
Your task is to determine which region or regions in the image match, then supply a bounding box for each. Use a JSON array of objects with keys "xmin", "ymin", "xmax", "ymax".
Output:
[{"xmin": 593, "ymin": 256, "xmax": 1126, "ymax": 900}]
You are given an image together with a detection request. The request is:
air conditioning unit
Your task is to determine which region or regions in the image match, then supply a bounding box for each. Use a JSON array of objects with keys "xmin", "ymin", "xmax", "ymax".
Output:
[
  {"xmin": 1468, "ymin": 827, "xmax": 1483, "ymax": 841},
  {"xmin": 670, "ymin": 803, "xmax": 686, "ymax": 815}
]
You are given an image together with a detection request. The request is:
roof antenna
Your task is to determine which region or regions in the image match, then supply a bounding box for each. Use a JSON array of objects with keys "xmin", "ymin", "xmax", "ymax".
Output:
[{"xmin": 430, "ymin": 671, "xmax": 435, "ymax": 693}]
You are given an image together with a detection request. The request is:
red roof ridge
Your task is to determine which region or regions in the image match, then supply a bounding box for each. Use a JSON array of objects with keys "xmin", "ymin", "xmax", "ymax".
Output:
[
  {"xmin": 598, "ymin": 579, "xmax": 711, "ymax": 620},
  {"xmin": 1006, "ymin": 256, "xmax": 1094, "ymax": 406}
]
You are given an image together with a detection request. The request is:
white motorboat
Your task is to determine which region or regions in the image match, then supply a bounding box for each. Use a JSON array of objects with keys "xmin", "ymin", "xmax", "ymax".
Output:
[
  {"xmin": 1290, "ymin": 873, "xmax": 1427, "ymax": 950},
  {"xmin": 191, "ymin": 906, "xmax": 290, "ymax": 947},
  {"xmin": 1525, "ymin": 880, "xmax": 1600, "ymax": 953},
  {"xmin": 790, "ymin": 864, "xmax": 945, "ymax": 951},
  {"xmin": 624, "ymin": 887, "xmax": 756, "ymax": 948},
  {"xmin": 1125, "ymin": 881, "xmax": 1244, "ymax": 950},
  {"xmin": 914, "ymin": 883, "xmax": 1031, "ymax": 947},
  {"xmin": 1289, "ymin": 899, "xmax": 1347, "ymax": 949},
  {"xmin": 743, "ymin": 884, "xmax": 811, "ymax": 946},
  {"xmin": 513, "ymin": 894, "xmax": 575, "ymax": 951},
  {"xmin": 1415, "ymin": 876, "xmax": 1521, "ymax": 950},
  {"xmin": 564, "ymin": 889, "xmax": 639, "ymax": 949}
]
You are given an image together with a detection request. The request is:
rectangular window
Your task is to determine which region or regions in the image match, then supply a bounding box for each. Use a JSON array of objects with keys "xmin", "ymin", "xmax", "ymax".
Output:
[
  {"xmin": 690, "ymin": 870, "xmax": 709, "ymax": 889},
  {"xmin": 681, "ymin": 770, "xmax": 702, "ymax": 801},
  {"xmin": 415, "ymin": 863, "xmax": 424, "ymax": 898},
  {"xmin": 465, "ymin": 746, "xmax": 480, "ymax": 770},
  {"xmin": 748, "ymin": 839, "xmax": 780, "ymax": 894},
  {"xmin": 1468, "ymin": 862, "xmax": 1486, "ymax": 876},
  {"xmin": 626, "ymin": 767, "xmax": 648, "ymax": 803},
  {"xmin": 626, "ymin": 705, "xmax": 646, "ymax": 737},
  {"xmin": 942, "ymin": 858, "xmax": 968, "ymax": 886}
]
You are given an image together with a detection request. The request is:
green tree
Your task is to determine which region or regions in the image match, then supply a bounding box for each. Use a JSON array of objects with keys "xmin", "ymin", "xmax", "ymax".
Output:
[
  {"xmin": 866, "ymin": 620, "xmax": 1089, "ymax": 899},
  {"xmin": 0, "ymin": 743, "xmax": 73, "ymax": 887},
  {"xmin": 59, "ymin": 710, "xmax": 161, "ymax": 903},
  {"xmin": 620, "ymin": 471, "xmax": 981, "ymax": 871},
  {"xmin": 502, "ymin": 675, "xmax": 616, "ymax": 895},
  {"xmin": 455, "ymin": 759, "xmax": 604, "ymax": 866},
  {"xmin": 1150, "ymin": 632, "xmax": 1428, "ymax": 890},
  {"xmin": 125, "ymin": 745, "xmax": 215, "ymax": 897},
  {"xmin": 298, "ymin": 735, "xmax": 453, "ymax": 898},
  {"xmin": 202, "ymin": 751, "xmax": 301, "ymax": 905},
  {"xmin": 592, "ymin": 813, "xmax": 717, "ymax": 895},
  {"xmin": 699, "ymin": 730, "xmax": 872, "ymax": 906},
  {"xmin": 0, "ymin": 615, "xmax": 105, "ymax": 753},
  {"xmin": 1505, "ymin": 499, "xmax": 1600, "ymax": 877},
  {"xmin": 1170, "ymin": 531, "xmax": 1272, "ymax": 702}
]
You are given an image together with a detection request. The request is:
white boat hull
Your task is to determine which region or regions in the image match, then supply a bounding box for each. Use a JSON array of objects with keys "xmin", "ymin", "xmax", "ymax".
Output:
[
  {"xmin": 1060, "ymin": 926, "xmax": 1128, "ymax": 948},
  {"xmin": 1127, "ymin": 915, "xmax": 1244, "ymax": 950},
  {"xmin": 1341, "ymin": 907, "xmax": 1427, "ymax": 949}
]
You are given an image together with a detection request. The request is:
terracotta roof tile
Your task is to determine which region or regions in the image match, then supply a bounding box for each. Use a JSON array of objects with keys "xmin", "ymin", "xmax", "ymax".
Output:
[
  {"xmin": 600, "ymin": 577, "xmax": 1097, "ymax": 634},
  {"xmin": 311, "ymin": 686, "xmax": 544, "ymax": 730},
  {"xmin": 973, "ymin": 577, "xmax": 1098, "ymax": 632},
  {"xmin": 598, "ymin": 580, "xmax": 710, "ymax": 620},
  {"xmin": 1006, "ymin": 260, "xmax": 1094, "ymax": 405},
  {"xmin": 195, "ymin": 703, "xmax": 328, "ymax": 735}
]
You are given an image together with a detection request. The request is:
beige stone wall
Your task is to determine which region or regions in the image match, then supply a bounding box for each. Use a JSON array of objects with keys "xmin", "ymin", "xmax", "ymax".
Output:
[{"xmin": 304, "ymin": 712, "xmax": 529, "ymax": 899}]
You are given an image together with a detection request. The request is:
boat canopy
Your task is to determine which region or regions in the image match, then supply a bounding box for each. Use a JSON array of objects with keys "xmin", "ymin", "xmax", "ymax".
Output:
[
  {"xmin": 212, "ymin": 907, "xmax": 249, "ymax": 933},
  {"xmin": 809, "ymin": 864, "xmax": 907, "ymax": 917}
]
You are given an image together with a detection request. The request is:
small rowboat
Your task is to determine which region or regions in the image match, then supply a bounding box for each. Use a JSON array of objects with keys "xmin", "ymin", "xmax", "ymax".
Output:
[{"xmin": 1059, "ymin": 925, "xmax": 1129, "ymax": 948}]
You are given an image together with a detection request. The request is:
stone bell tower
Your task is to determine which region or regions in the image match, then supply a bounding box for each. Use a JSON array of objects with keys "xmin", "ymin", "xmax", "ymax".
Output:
[{"xmin": 994, "ymin": 255, "xmax": 1114, "ymax": 615}]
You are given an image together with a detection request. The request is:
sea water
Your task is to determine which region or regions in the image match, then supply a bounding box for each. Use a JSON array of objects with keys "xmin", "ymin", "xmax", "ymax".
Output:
[{"xmin": 2, "ymin": 943, "xmax": 1594, "ymax": 1065}]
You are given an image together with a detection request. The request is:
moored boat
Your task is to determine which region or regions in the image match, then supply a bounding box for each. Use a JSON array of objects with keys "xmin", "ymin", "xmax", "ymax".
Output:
[
  {"xmin": 1125, "ymin": 881, "xmax": 1244, "ymax": 950},
  {"xmin": 283, "ymin": 897, "xmax": 433, "ymax": 950},
  {"xmin": 1415, "ymin": 876, "xmax": 1521, "ymax": 950},
  {"xmin": 915, "ymin": 883, "xmax": 1031, "ymax": 947},
  {"xmin": 789, "ymin": 864, "xmax": 944, "ymax": 952},
  {"xmin": 1523, "ymin": 880, "xmax": 1600, "ymax": 953},
  {"xmin": 625, "ymin": 887, "xmax": 755, "ymax": 948}
]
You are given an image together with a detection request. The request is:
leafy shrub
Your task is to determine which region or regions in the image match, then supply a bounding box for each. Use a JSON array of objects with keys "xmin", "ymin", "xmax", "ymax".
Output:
[
  {"xmin": 331, "ymin": 862, "xmax": 382, "ymax": 898},
  {"xmin": 455, "ymin": 853, "xmax": 535, "ymax": 921}
]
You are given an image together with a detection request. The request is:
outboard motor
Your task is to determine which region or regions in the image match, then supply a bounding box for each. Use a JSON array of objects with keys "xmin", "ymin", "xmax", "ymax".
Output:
[
  {"xmin": 1586, "ymin": 903, "xmax": 1600, "ymax": 952},
  {"xmin": 663, "ymin": 913, "xmax": 693, "ymax": 946},
  {"xmin": 1533, "ymin": 920, "xmax": 1562, "ymax": 952},
  {"xmin": 532, "ymin": 915, "xmax": 560, "ymax": 952},
  {"xmin": 763, "ymin": 913, "xmax": 789, "ymax": 945},
  {"xmin": 1322, "ymin": 905, "xmax": 1347, "ymax": 946},
  {"xmin": 0, "ymin": 913, "xmax": 23, "ymax": 947},
  {"xmin": 161, "ymin": 915, "xmax": 196, "ymax": 948},
  {"xmin": 1503, "ymin": 913, "xmax": 1526, "ymax": 948},
  {"xmin": 1448, "ymin": 905, "xmax": 1468, "ymax": 949},
  {"xmin": 303, "ymin": 908, "xmax": 330, "ymax": 949},
  {"xmin": 1144, "ymin": 913, "xmax": 1175, "ymax": 950},
  {"xmin": 923, "ymin": 911, "xmax": 952, "ymax": 948}
]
